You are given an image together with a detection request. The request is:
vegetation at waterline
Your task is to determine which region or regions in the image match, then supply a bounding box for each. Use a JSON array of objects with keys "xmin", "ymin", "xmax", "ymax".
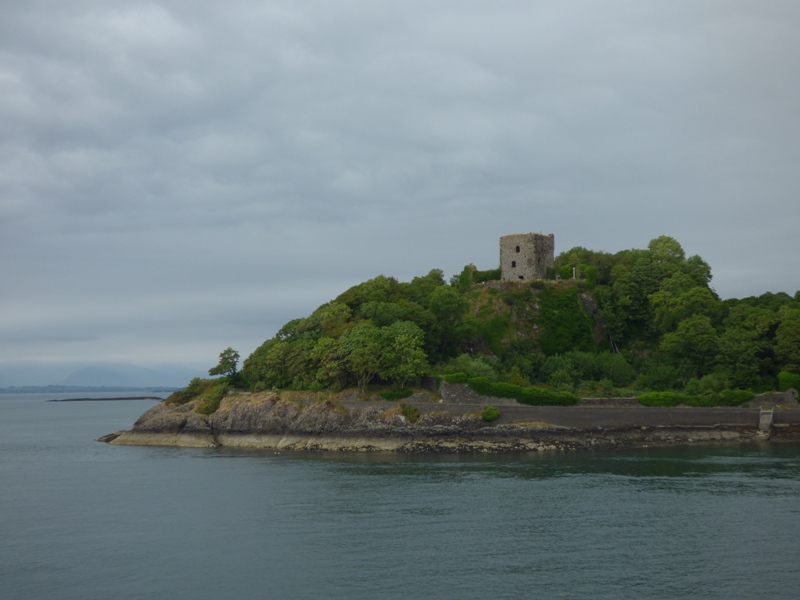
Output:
[
  {"xmin": 481, "ymin": 405, "xmax": 501, "ymax": 422},
  {"xmin": 171, "ymin": 236, "xmax": 800, "ymax": 413}
]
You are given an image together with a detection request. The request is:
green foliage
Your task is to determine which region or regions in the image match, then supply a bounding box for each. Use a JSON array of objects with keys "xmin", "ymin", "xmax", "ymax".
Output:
[
  {"xmin": 778, "ymin": 371, "xmax": 800, "ymax": 391},
  {"xmin": 775, "ymin": 308, "xmax": 800, "ymax": 369},
  {"xmin": 649, "ymin": 273, "xmax": 718, "ymax": 334},
  {"xmin": 379, "ymin": 388, "xmax": 413, "ymax": 401},
  {"xmin": 440, "ymin": 354, "xmax": 497, "ymax": 380},
  {"xmin": 536, "ymin": 286, "xmax": 594, "ymax": 355},
  {"xmin": 195, "ymin": 380, "xmax": 230, "ymax": 415},
  {"xmin": 455, "ymin": 265, "xmax": 473, "ymax": 291},
  {"xmin": 229, "ymin": 237, "xmax": 793, "ymax": 399},
  {"xmin": 165, "ymin": 377, "xmax": 212, "ymax": 405},
  {"xmin": 583, "ymin": 265, "xmax": 598, "ymax": 288},
  {"xmin": 465, "ymin": 376, "xmax": 578, "ymax": 406},
  {"xmin": 541, "ymin": 352, "xmax": 636, "ymax": 388},
  {"xmin": 473, "ymin": 268, "xmax": 502, "ymax": 283},
  {"xmin": 335, "ymin": 275, "xmax": 402, "ymax": 312},
  {"xmin": 715, "ymin": 389, "xmax": 756, "ymax": 405},
  {"xmin": 442, "ymin": 372, "xmax": 468, "ymax": 383},
  {"xmin": 637, "ymin": 390, "xmax": 753, "ymax": 407},
  {"xmin": 379, "ymin": 321, "xmax": 428, "ymax": 388},
  {"xmin": 660, "ymin": 315, "xmax": 719, "ymax": 377},
  {"xmin": 404, "ymin": 269, "xmax": 446, "ymax": 306},
  {"xmin": 481, "ymin": 405, "xmax": 501, "ymax": 422},
  {"xmin": 209, "ymin": 347, "xmax": 240, "ymax": 378},
  {"xmin": 514, "ymin": 387, "xmax": 578, "ymax": 406},
  {"xmin": 400, "ymin": 404, "xmax": 421, "ymax": 423},
  {"xmin": 477, "ymin": 315, "xmax": 512, "ymax": 355}
]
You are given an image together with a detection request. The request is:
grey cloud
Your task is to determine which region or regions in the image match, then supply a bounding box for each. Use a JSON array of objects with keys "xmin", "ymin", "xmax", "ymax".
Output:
[{"xmin": 1, "ymin": 1, "xmax": 799, "ymax": 376}]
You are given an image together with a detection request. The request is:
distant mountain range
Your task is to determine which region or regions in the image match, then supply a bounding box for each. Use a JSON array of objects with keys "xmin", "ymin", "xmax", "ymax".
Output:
[{"xmin": 0, "ymin": 362, "xmax": 205, "ymax": 389}]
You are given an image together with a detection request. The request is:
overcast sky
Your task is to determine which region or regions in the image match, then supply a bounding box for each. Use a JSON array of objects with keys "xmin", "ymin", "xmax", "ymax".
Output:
[{"xmin": 2, "ymin": 1, "xmax": 799, "ymax": 381}]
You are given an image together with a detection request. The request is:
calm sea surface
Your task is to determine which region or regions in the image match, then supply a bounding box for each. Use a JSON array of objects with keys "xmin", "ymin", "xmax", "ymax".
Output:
[{"xmin": 2, "ymin": 392, "xmax": 800, "ymax": 600}]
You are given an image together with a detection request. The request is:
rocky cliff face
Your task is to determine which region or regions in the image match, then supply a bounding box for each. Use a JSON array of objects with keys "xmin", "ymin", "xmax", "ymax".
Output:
[{"xmin": 109, "ymin": 391, "xmax": 486, "ymax": 448}]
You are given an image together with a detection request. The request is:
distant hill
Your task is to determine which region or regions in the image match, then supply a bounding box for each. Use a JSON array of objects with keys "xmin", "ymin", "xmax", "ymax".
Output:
[{"xmin": 0, "ymin": 362, "xmax": 204, "ymax": 388}]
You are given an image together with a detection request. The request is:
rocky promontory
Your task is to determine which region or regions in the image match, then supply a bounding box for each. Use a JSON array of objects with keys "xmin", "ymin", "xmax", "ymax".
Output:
[{"xmin": 101, "ymin": 390, "xmax": 800, "ymax": 453}]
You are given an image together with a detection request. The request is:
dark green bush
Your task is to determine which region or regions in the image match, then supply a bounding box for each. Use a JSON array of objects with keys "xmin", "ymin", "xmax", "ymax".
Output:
[
  {"xmin": 466, "ymin": 376, "xmax": 494, "ymax": 396},
  {"xmin": 165, "ymin": 377, "xmax": 213, "ymax": 405},
  {"xmin": 401, "ymin": 404, "xmax": 421, "ymax": 423},
  {"xmin": 714, "ymin": 389, "xmax": 755, "ymax": 406},
  {"xmin": 464, "ymin": 377, "xmax": 578, "ymax": 406},
  {"xmin": 637, "ymin": 390, "xmax": 754, "ymax": 407},
  {"xmin": 380, "ymin": 388, "xmax": 413, "ymax": 401},
  {"xmin": 778, "ymin": 371, "xmax": 800, "ymax": 392},
  {"xmin": 481, "ymin": 405, "xmax": 501, "ymax": 422},
  {"xmin": 442, "ymin": 372, "xmax": 468, "ymax": 384},
  {"xmin": 515, "ymin": 387, "xmax": 578, "ymax": 406},
  {"xmin": 473, "ymin": 268, "xmax": 502, "ymax": 283},
  {"xmin": 196, "ymin": 381, "xmax": 229, "ymax": 415},
  {"xmin": 636, "ymin": 392, "xmax": 686, "ymax": 407}
]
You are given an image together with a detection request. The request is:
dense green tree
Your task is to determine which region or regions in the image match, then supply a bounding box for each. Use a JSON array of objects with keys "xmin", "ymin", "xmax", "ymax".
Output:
[
  {"xmin": 209, "ymin": 347, "xmax": 239, "ymax": 378},
  {"xmin": 379, "ymin": 321, "xmax": 428, "ymax": 388},
  {"xmin": 441, "ymin": 353, "xmax": 498, "ymax": 380},
  {"xmin": 335, "ymin": 275, "xmax": 402, "ymax": 313},
  {"xmin": 306, "ymin": 302, "xmax": 353, "ymax": 338},
  {"xmin": 230, "ymin": 239, "xmax": 793, "ymax": 396},
  {"xmin": 661, "ymin": 315, "xmax": 719, "ymax": 378},
  {"xmin": 427, "ymin": 285, "xmax": 469, "ymax": 359},
  {"xmin": 312, "ymin": 337, "xmax": 348, "ymax": 389},
  {"xmin": 775, "ymin": 308, "xmax": 800, "ymax": 370},
  {"xmin": 404, "ymin": 269, "xmax": 446, "ymax": 306},
  {"xmin": 536, "ymin": 287, "xmax": 594, "ymax": 355},
  {"xmin": 339, "ymin": 324, "xmax": 383, "ymax": 392},
  {"xmin": 649, "ymin": 273, "xmax": 719, "ymax": 334},
  {"xmin": 714, "ymin": 305, "xmax": 779, "ymax": 388}
]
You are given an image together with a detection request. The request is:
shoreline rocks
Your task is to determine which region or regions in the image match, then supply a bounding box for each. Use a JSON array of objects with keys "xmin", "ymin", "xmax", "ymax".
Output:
[{"xmin": 102, "ymin": 391, "xmax": 800, "ymax": 454}]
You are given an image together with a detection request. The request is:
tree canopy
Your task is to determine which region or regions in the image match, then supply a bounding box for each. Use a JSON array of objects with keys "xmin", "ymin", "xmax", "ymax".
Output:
[{"xmin": 225, "ymin": 236, "xmax": 800, "ymax": 395}]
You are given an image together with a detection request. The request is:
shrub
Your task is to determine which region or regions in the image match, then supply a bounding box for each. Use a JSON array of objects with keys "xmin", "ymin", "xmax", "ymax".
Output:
[
  {"xmin": 714, "ymin": 389, "xmax": 754, "ymax": 406},
  {"xmin": 515, "ymin": 387, "xmax": 577, "ymax": 406},
  {"xmin": 400, "ymin": 404, "xmax": 421, "ymax": 423},
  {"xmin": 778, "ymin": 371, "xmax": 800, "ymax": 392},
  {"xmin": 196, "ymin": 381, "xmax": 229, "ymax": 415},
  {"xmin": 481, "ymin": 405, "xmax": 501, "ymax": 422},
  {"xmin": 637, "ymin": 390, "xmax": 754, "ymax": 407},
  {"xmin": 466, "ymin": 376, "xmax": 494, "ymax": 396},
  {"xmin": 473, "ymin": 268, "xmax": 502, "ymax": 283},
  {"xmin": 464, "ymin": 377, "xmax": 578, "ymax": 406},
  {"xmin": 441, "ymin": 355, "xmax": 497, "ymax": 380},
  {"xmin": 442, "ymin": 372, "xmax": 468, "ymax": 384},
  {"xmin": 165, "ymin": 377, "xmax": 213, "ymax": 405},
  {"xmin": 380, "ymin": 388, "xmax": 413, "ymax": 401}
]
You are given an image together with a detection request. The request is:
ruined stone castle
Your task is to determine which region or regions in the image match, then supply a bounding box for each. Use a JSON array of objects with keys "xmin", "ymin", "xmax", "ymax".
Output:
[{"xmin": 500, "ymin": 232, "xmax": 554, "ymax": 281}]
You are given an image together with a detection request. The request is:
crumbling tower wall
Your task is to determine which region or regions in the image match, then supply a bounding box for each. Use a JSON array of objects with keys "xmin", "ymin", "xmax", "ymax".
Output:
[{"xmin": 500, "ymin": 233, "xmax": 555, "ymax": 281}]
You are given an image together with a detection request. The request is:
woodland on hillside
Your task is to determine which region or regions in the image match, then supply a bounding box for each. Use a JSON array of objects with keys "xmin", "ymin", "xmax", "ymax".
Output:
[{"xmin": 193, "ymin": 236, "xmax": 800, "ymax": 408}]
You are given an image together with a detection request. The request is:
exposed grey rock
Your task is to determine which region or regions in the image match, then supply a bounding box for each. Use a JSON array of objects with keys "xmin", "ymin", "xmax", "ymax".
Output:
[{"xmin": 103, "ymin": 391, "xmax": 800, "ymax": 453}]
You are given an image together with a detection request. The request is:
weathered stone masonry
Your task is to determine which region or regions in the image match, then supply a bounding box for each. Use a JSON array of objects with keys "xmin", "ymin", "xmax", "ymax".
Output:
[{"xmin": 500, "ymin": 232, "xmax": 555, "ymax": 281}]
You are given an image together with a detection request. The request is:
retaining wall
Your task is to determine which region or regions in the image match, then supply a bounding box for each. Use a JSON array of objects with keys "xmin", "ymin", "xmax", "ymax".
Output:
[{"xmin": 341, "ymin": 400, "xmax": 800, "ymax": 431}]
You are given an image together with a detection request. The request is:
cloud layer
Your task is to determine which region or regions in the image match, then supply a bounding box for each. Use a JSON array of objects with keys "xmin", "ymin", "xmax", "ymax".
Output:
[{"xmin": 2, "ymin": 1, "xmax": 799, "ymax": 375}]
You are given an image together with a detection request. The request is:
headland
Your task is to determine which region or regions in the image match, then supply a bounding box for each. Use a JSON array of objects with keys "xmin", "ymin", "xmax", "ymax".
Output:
[{"xmin": 100, "ymin": 388, "xmax": 800, "ymax": 453}]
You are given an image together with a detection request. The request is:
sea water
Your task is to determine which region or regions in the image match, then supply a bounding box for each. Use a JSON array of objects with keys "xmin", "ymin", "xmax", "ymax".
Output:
[{"xmin": 2, "ymin": 393, "xmax": 800, "ymax": 600}]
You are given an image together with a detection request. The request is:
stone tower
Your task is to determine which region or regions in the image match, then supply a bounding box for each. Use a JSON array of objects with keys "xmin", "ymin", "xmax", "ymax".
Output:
[{"xmin": 500, "ymin": 232, "xmax": 555, "ymax": 281}]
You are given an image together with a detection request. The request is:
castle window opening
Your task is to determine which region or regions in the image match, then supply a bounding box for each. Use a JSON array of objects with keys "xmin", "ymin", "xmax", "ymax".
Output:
[
  {"xmin": 518, "ymin": 276, "xmax": 524, "ymax": 280},
  {"xmin": 516, "ymin": 246, "xmax": 520, "ymax": 252},
  {"xmin": 511, "ymin": 261, "xmax": 516, "ymax": 268}
]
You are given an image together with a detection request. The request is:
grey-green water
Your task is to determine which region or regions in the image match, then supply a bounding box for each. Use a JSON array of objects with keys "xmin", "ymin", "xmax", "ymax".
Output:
[{"xmin": 2, "ymin": 393, "xmax": 800, "ymax": 599}]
